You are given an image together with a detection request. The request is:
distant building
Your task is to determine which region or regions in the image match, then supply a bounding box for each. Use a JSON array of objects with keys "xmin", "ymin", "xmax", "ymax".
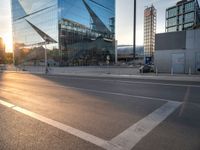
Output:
[
  {"xmin": 0, "ymin": 38, "xmax": 5, "ymax": 51},
  {"xmin": 144, "ymin": 5, "xmax": 157, "ymax": 63},
  {"xmin": 166, "ymin": 0, "xmax": 200, "ymax": 32},
  {"xmin": 117, "ymin": 45, "xmax": 144, "ymax": 62},
  {"xmin": 154, "ymin": 29, "xmax": 200, "ymax": 74},
  {"xmin": 0, "ymin": 37, "xmax": 5, "ymax": 63}
]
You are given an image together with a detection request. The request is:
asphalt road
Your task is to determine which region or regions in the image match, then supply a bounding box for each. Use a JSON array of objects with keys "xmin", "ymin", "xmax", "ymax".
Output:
[{"xmin": 0, "ymin": 72, "xmax": 199, "ymax": 150}]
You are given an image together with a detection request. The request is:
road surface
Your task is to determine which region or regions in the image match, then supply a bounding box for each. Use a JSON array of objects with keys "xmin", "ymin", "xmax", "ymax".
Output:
[{"xmin": 0, "ymin": 72, "xmax": 199, "ymax": 150}]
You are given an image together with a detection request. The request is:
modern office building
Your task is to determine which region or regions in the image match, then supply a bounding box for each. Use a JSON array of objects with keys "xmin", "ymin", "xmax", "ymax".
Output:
[
  {"xmin": 166, "ymin": 0, "xmax": 200, "ymax": 32},
  {"xmin": 0, "ymin": 38, "xmax": 5, "ymax": 51},
  {"xmin": 154, "ymin": 29, "xmax": 200, "ymax": 74},
  {"xmin": 144, "ymin": 5, "xmax": 156, "ymax": 64},
  {"xmin": 11, "ymin": 0, "xmax": 115, "ymax": 66},
  {"xmin": 0, "ymin": 37, "xmax": 5, "ymax": 63}
]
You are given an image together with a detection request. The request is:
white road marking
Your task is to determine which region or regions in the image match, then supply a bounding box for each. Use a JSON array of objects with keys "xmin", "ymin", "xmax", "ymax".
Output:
[
  {"xmin": 0, "ymin": 85, "xmax": 175, "ymax": 103},
  {"xmin": 0, "ymin": 99, "xmax": 15, "ymax": 108},
  {"xmin": 5, "ymin": 75, "xmax": 200, "ymax": 88},
  {"xmin": 179, "ymin": 86, "xmax": 191, "ymax": 116},
  {"xmin": 46, "ymin": 76, "xmax": 200, "ymax": 88},
  {"xmin": 12, "ymin": 106, "xmax": 123, "ymax": 150},
  {"xmin": 0, "ymin": 99, "xmax": 122, "ymax": 150},
  {"xmin": 110, "ymin": 101, "xmax": 182, "ymax": 150},
  {"xmin": 62, "ymin": 85, "xmax": 174, "ymax": 102},
  {"xmin": 0, "ymin": 99, "xmax": 181, "ymax": 150}
]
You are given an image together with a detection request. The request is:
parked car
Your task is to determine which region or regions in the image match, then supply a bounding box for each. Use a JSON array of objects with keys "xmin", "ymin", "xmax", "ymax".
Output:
[
  {"xmin": 139, "ymin": 65, "xmax": 154, "ymax": 73},
  {"xmin": 0, "ymin": 64, "xmax": 6, "ymax": 70}
]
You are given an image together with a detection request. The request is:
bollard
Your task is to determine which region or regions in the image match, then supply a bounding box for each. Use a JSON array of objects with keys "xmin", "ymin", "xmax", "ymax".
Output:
[
  {"xmin": 171, "ymin": 67, "xmax": 173, "ymax": 75},
  {"xmin": 156, "ymin": 67, "xmax": 158, "ymax": 76},
  {"xmin": 188, "ymin": 67, "xmax": 191, "ymax": 75}
]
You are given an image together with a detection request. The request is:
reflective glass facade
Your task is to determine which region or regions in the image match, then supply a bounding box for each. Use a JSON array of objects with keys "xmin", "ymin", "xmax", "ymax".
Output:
[
  {"xmin": 11, "ymin": 0, "xmax": 115, "ymax": 66},
  {"xmin": 0, "ymin": 37, "xmax": 5, "ymax": 64},
  {"xmin": 166, "ymin": 0, "xmax": 200, "ymax": 32}
]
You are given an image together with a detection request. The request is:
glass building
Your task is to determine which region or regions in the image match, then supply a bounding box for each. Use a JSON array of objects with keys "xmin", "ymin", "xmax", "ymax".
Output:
[
  {"xmin": 144, "ymin": 5, "xmax": 157, "ymax": 62},
  {"xmin": 166, "ymin": 0, "xmax": 200, "ymax": 32},
  {"xmin": 0, "ymin": 37, "xmax": 5, "ymax": 64},
  {"xmin": 11, "ymin": 0, "xmax": 115, "ymax": 66}
]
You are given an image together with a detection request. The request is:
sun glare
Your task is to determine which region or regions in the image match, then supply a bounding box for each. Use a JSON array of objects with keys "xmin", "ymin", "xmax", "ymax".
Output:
[{"xmin": 3, "ymin": 35, "xmax": 13, "ymax": 52}]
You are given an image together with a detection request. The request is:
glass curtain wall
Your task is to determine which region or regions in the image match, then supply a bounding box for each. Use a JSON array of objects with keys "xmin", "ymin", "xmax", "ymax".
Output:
[
  {"xmin": 12, "ymin": 0, "xmax": 115, "ymax": 66},
  {"xmin": 166, "ymin": 0, "xmax": 200, "ymax": 32},
  {"xmin": 11, "ymin": 0, "xmax": 59, "ymax": 66},
  {"xmin": 58, "ymin": 0, "xmax": 115, "ymax": 66}
]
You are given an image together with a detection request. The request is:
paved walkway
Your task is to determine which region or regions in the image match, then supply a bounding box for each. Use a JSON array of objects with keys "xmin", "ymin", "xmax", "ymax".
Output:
[{"xmin": 3, "ymin": 65, "xmax": 200, "ymax": 82}]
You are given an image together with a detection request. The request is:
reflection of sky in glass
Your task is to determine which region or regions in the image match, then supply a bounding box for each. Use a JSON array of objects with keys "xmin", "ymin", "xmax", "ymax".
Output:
[
  {"xmin": 59, "ymin": 0, "xmax": 115, "ymax": 30},
  {"xmin": 4, "ymin": 0, "xmax": 200, "ymax": 52},
  {"xmin": 12, "ymin": 0, "xmax": 26, "ymax": 20},
  {"xmin": 12, "ymin": 0, "xmax": 58, "ymax": 48}
]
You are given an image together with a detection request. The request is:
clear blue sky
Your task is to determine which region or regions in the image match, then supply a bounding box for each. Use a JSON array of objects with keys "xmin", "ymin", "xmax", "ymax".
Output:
[{"xmin": 0, "ymin": 0, "xmax": 199, "ymax": 51}]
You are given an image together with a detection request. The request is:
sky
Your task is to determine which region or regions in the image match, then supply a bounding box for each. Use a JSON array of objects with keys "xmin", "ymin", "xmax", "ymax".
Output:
[
  {"xmin": 0, "ymin": 0, "xmax": 198, "ymax": 52},
  {"xmin": 0, "ymin": 0, "xmax": 12, "ymax": 52}
]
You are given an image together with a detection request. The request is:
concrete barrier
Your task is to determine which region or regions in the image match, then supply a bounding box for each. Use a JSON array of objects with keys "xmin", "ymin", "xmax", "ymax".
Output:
[{"xmin": 21, "ymin": 66, "xmax": 140, "ymax": 75}]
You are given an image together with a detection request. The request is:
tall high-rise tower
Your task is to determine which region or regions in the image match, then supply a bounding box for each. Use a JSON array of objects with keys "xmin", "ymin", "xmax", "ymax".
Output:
[{"xmin": 144, "ymin": 5, "xmax": 156, "ymax": 63}]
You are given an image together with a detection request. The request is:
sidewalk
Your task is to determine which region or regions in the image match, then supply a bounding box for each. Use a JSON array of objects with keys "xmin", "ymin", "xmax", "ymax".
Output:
[
  {"xmin": 48, "ymin": 72, "xmax": 200, "ymax": 82},
  {"xmin": 4, "ymin": 66, "xmax": 200, "ymax": 82}
]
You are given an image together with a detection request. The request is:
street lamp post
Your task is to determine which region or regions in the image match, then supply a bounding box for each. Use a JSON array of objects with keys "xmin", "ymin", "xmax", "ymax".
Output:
[
  {"xmin": 44, "ymin": 36, "xmax": 48, "ymax": 74},
  {"xmin": 133, "ymin": 0, "xmax": 136, "ymax": 60}
]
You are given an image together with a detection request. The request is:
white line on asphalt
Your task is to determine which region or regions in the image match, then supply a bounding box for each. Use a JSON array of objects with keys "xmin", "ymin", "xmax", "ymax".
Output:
[
  {"xmin": 46, "ymin": 76, "xmax": 200, "ymax": 88},
  {"xmin": 0, "ymin": 85, "xmax": 175, "ymax": 103},
  {"xmin": 0, "ymin": 99, "xmax": 122, "ymax": 150},
  {"xmin": 12, "ymin": 106, "xmax": 122, "ymax": 150},
  {"xmin": 109, "ymin": 101, "xmax": 182, "ymax": 150},
  {"xmin": 0, "ymin": 99, "xmax": 15, "ymax": 108},
  {"xmin": 0, "ymin": 99, "xmax": 181, "ymax": 150},
  {"xmin": 63, "ymin": 85, "xmax": 174, "ymax": 102},
  {"xmin": 5, "ymin": 75, "xmax": 200, "ymax": 88}
]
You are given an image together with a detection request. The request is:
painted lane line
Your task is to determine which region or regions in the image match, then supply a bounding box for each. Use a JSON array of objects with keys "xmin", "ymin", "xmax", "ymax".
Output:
[
  {"xmin": 0, "ymin": 86, "xmax": 175, "ymax": 103},
  {"xmin": 12, "ymin": 107, "xmax": 108, "ymax": 149},
  {"xmin": 46, "ymin": 76, "xmax": 200, "ymax": 88},
  {"xmin": 110, "ymin": 101, "xmax": 182, "ymax": 150},
  {"xmin": 62, "ymin": 86, "xmax": 175, "ymax": 103},
  {"xmin": 0, "ymin": 100, "xmax": 15, "ymax": 108},
  {"xmin": 179, "ymin": 86, "xmax": 191, "ymax": 116},
  {"xmin": 0, "ymin": 102, "xmax": 121, "ymax": 150},
  {"xmin": 7, "ymin": 75, "xmax": 200, "ymax": 88},
  {"xmin": 0, "ymin": 99, "xmax": 181, "ymax": 150}
]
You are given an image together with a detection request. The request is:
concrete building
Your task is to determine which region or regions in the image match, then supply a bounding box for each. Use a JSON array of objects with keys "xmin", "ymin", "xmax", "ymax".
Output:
[
  {"xmin": 154, "ymin": 29, "xmax": 200, "ymax": 74},
  {"xmin": 166, "ymin": 0, "xmax": 200, "ymax": 32},
  {"xmin": 144, "ymin": 5, "xmax": 156, "ymax": 64}
]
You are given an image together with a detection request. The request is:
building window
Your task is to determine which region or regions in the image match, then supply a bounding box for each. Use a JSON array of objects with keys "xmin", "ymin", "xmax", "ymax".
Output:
[
  {"xmin": 179, "ymin": 5, "xmax": 183, "ymax": 14},
  {"xmin": 167, "ymin": 7, "xmax": 177, "ymax": 18},
  {"xmin": 179, "ymin": 25, "xmax": 183, "ymax": 31},
  {"xmin": 167, "ymin": 17, "xmax": 177, "ymax": 27},
  {"xmin": 184, "ymin": 22, "xmax": 194, "ymax": 29},
  {"xmin": 167, "ymin": 26, "xmax": 177, "ymax": 32},
  {"xmin": 184, "ymin": 12, "xmax": 194, "ymax": 23},
  {"xmin": 179, "ymin": 15, "xmax": 183, "ymax": 24},
  {"xmin": 185, "ymin": 2, "xmax": 194, "ymax": 12}
]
